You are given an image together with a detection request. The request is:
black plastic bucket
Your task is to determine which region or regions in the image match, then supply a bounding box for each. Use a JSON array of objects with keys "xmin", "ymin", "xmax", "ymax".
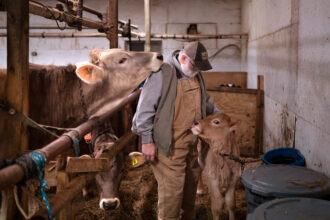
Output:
[
  {"xmin": 242, "ymin": 165, "xmax": 330, "ymax": 213},
  {"xmin": 246, "ymin": 198, "xmax": 330, "ymax": 220}
]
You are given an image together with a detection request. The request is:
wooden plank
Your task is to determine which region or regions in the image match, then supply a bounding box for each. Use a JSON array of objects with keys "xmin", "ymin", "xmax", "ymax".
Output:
[
  {"xmin": 56, "ymin": 171, "xmax": 72, "ymax": 220},
  {"xmin": 32, "ymin": 174, "xmax": 94, "ymax": 219},
  {"xmin": 45, "ymin": 161, "xmax": 57, "ymax": 187},
  {"xmin": 207, "ymin": 86, "xmax": 257, "ymax": 94},
  {"xmin": 202, "ymin": 72, "xmax": 247, "ymax": 88},
  {"xmin": 255, "ymin": 89, "xmax": 264, "ymax": 155},
  {"xmin": 208, "ymin": 90, "xmax": 259, "ymax": 157},
  {"xmin": 107, "ymin": 0, "xmax": 118, "ymax": 48},
  {"xmin": 4, "ymin": 1, "xmax": 29, "ymax": 219},
  {"xmin": 257, "ymin": 75, "xmax": 264, "ymax": 154},
  {"xmin": 65, "ymin": 157, "xmax": 110, "ymax": 173},
  {"xmin": 3, "ymin": 0, "xmax": 29, "ymax": 157}
]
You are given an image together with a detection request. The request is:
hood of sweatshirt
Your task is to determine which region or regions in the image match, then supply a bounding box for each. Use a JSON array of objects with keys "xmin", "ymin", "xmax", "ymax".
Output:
[{"xmin": 167, "ymin": 50, "xmax": 191, "ymax": 79}]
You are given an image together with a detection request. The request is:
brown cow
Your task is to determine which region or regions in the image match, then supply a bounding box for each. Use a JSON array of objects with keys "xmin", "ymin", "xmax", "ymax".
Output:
[
  {"xmin": 75, "ymin": 49, "xmax": 163, "ymax": 118},
  {"xmin": 191, "ymin": 113, "xmax": 240, "ymax": 220},
  {"xmin": 0, "ymin": 49, "xmax": 163, "ymax": 210}
]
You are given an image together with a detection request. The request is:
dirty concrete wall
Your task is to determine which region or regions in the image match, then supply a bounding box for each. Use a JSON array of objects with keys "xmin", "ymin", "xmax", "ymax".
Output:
[
  {"xmin": 0, "ymin": 0, "xmax": 242, "ymax": 71},
  {"xmin": 241, "ymin": 0, "xmax": 330, "ymax": 176}
]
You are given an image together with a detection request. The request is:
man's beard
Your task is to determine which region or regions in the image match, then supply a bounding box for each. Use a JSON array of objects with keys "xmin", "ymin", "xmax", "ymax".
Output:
[{"xmin": 180, "ymin": 62, "xmax": 199, "ymax": 78}]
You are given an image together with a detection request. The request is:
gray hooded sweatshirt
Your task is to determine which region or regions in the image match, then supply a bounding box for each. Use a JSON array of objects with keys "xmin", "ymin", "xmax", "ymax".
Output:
[{"xmin": 132, "ymin": 50, "xmax": 223, "ymax": 156}]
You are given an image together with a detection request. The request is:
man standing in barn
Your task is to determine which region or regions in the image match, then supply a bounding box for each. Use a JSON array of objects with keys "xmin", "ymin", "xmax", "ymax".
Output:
[{"xmin": 132, "ymin": 41, "xmax": 222, "ymax": 220}]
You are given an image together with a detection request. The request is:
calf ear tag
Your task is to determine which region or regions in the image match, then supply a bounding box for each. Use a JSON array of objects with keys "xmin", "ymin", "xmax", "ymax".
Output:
[
  {"xmin": 132, "ymin": 158, "xmax": 139, "ymax": 166},
  {"xmin": 128, "ymin": 152, "xmax": 146, "ymax": 168}
]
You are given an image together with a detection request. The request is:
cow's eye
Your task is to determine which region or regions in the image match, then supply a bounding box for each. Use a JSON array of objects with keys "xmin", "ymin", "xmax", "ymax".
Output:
[
  {"xmin": 119, "ymin": 58, "xmax": 127, "ymax": 64},
  {"xmin": 213, "ymin": 120, "xmax": 220, "ymax": 125}
]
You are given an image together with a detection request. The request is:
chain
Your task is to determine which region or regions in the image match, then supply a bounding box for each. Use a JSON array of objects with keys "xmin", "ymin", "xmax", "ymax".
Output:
[
  {"xmin": 77, "ymin": 79, "xmax": 94, "ymax": 153},
  {"xmin": 78, "ymin": 79, "xmax": 88, "ymax": 121},
  {"xmin": 219, "ymin": 153, "xmax": 262, "ymax": 172}
]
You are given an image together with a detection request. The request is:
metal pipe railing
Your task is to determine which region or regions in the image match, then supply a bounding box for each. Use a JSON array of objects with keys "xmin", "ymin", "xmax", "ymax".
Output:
[
  {"xmin": 0, "ymin": 90, "xmax": 140, "ymax": 190},
  {"xmin": 0, "ymin": 32, "xmax": 248, "ymax": 39}
]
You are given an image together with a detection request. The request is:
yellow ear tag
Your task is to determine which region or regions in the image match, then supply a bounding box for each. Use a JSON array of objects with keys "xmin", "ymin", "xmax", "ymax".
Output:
[{"xmin": 132, "ymin": 157, "xmax": 138, "ymax": 166}]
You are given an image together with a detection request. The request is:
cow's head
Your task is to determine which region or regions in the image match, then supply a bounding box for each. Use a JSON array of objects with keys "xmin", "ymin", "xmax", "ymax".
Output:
[
  {"xmin": 75, "ymin": 49, "xmax": 163, "ymax": 117},
  {"xmin": 191, "ymin": 113, "xmax": 240, "ymax": 154},
  {"xmin": 92, "ymin": 133, "xmax": 123, "ymax": 211}
]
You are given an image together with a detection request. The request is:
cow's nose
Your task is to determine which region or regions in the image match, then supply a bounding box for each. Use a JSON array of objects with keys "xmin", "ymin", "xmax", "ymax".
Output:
[
  {"xmin": 103, "ymin": 200, "xmax": 118, "ymax": 210},
  {"xmin": 193, "ymin": 121, "xmax": 199, "ymax": 126},
  {"xmin": 156, "ymin": 54, "xmax": 163, "ymax": 61}
]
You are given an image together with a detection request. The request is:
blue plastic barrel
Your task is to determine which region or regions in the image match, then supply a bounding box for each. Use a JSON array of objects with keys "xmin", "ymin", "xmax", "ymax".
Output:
[{"xmin": 262, "ymin": 147, "xmax": 305, "ymax": 166}]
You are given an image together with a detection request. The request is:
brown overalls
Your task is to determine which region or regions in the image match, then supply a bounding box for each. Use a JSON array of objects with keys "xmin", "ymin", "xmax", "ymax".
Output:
[{"xmin": 151, "ymin": 76, "xmax": 202, "ymax": 220}]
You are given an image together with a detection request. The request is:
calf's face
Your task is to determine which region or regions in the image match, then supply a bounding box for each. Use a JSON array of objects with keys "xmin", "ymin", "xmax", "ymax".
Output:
[
  {"xmin": 93, "ymin": 134, "xmax": 123, "ymax": 211},
  {"xmin": 191, "ymin": 113, "xmax": 240, "ymax": 152}
]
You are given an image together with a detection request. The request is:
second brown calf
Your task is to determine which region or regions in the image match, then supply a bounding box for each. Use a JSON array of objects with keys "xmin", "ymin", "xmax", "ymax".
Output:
[{"xmin": 191, "ymin": 113, "xmax": 241, "ymax": 220}]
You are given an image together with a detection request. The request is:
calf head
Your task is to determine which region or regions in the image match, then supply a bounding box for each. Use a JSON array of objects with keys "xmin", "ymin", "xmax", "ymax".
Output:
[
  {"xmin": 191, "ymin": 113, "xmax": 240, "ymax": 155},
  {"xmin": 75, "ymin": 49, "xmax": 163, "ymax": 118},
  {"xmin": 93, "ymin": 132, "xmax": 123, "ymax": 211}
]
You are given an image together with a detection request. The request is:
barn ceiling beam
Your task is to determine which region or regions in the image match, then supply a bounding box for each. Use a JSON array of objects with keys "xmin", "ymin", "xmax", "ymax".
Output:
[{"xmin": 0, "ymin": 90, "xmax": 141, "ymax": 191}]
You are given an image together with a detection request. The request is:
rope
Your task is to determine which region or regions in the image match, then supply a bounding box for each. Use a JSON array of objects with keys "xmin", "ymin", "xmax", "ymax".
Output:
[
  {"xmin": 29, "ymin": 152, "xmax": 53, "ymax": 220},
  {"xmin": 0, "ymin": 190, "xmax": 7, "ymax": 220},
  {"xmin": 30, "ymin": 0, "xmax": 67, "ymax": 30},
  {"xmin": 0, "ymin": 154, "xmax": 36, "ymax": 181},
  {"xmin": 0, "ymin": 158, "xmax": 16, "ymax": 169},
  {"xmin": 16, "ymin": 154, "xmax": 37, "ymax": 181},
  {"xmin": 14, "ymin": 185, "xmax": 45, "ymax": 220},
  {"xmin": 13, "ymin": 185, "xmax": 32, "ymax": 219},
  {"xmin": 0, "ymin": 99, "xmax": 59, "ymax": 139},
  {"xmin": 62, "ymin": 130, "xmax": 81, "ymax": 157},
  {"xmin": 73, "ymin": 138, "xmax": 80, "ymax": 157}
]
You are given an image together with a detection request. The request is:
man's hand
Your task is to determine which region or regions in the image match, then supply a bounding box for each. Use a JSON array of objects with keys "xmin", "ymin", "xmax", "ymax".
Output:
[{"xmin": 142, "ymin": 142, "xmax": 157, "ymax": 162}]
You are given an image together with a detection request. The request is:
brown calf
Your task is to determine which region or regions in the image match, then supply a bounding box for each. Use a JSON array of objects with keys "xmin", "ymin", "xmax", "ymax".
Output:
[{"xmin": 191, "ymin": 113, "xmax": 241, "ymax": 220}]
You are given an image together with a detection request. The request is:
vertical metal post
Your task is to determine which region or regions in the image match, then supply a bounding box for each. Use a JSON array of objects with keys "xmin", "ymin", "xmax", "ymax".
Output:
[
  {"xmin": 4, "ymin": 0, "xmax": 29, "ymax": 218},
  {"xmin": 107, "ymin": 0, "xmax": 118, "ymax": 48},
  {"xmin": 144, "ymin": 0, "xmax": 151, "ymax": 52}
]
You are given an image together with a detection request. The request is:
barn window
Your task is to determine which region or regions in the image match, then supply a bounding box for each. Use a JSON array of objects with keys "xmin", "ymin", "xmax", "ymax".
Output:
[{"xmin": 125, "ymin": 40, "xmax": 162, "ymax": 53}]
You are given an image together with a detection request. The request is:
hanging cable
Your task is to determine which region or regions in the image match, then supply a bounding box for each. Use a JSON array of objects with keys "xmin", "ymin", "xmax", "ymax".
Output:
[{"xmin": 208, "ymin": 44, "xmax": 241, "ymax": 61}]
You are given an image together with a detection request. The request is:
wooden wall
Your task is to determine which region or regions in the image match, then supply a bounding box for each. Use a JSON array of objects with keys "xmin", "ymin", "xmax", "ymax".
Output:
[
  {"xmin": 203, "ymin": 72, "xmax": 263, "ymax": 157},
  {"xmin": 202, "ymin": 72, "xmax": 247, "ymax": 88}
]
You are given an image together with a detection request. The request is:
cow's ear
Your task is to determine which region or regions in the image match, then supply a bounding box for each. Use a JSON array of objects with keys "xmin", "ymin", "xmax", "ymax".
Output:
[
  {"xmin": 229, "ymin": 120, "xmax": 241, "ymax": 133},
  {"xmin": 75, "ymin": 62, "xmax": 105, "ymax": 84}
]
